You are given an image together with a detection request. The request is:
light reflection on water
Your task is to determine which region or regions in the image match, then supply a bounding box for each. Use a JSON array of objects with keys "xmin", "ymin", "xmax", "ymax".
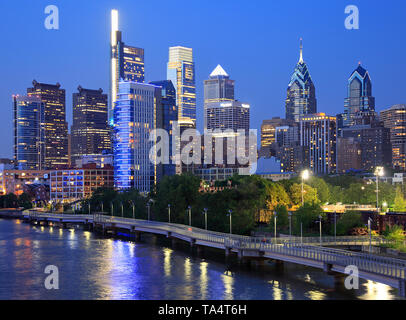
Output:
[{"xmin": 0, "ymin": 218, "xmax": 402, "ymax": 300}]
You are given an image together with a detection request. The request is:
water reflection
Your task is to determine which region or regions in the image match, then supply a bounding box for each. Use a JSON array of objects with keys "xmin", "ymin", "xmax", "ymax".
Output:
[{"xmin": 0, "ymin": 219, "xmax": 403, "ymax": 300}]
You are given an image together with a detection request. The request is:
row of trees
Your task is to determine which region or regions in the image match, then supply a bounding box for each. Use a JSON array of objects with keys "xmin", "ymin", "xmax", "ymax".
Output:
[{"xmin": 0, "ymin": 193, "xmax": 33, "ymax": 210}]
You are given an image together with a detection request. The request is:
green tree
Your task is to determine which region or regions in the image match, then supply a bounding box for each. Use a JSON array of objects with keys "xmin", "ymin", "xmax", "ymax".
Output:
[
  {"xmin": 289, "ymin": 183, "xmax": 318, "ymax": 206},
  {"xmin": 334, "ymin": 211, "xmax": 364, "ymax": 236},
  {"xmin": 384, "ymin": 225, "xmax": 405, "ymax": 242},
  {"xmin": 18, "ymin": 193, "xmax": 33, "ymax": 210},
  {"xmin": 269, "ymin": 204, "xmax": 289, "ymax": 233},
  {"xmin": 393, "ymin": 186, "xmax": 406, "ymax": 212},
  {"xmin": 293, "ymin": 202, "xmax": 324, "ymax": 235},
  {"xmin": 309, "ymin": 177, "xmax": 330, "ymax": 204}
]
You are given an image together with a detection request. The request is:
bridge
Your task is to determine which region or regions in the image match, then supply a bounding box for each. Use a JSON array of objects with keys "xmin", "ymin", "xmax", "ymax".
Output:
[{"xmin": 24, "ymin": 211, "xmax": 406, "ymax": 297}]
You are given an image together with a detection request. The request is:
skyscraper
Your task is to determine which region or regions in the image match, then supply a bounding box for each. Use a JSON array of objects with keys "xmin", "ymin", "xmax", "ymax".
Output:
[
  {"xmin": 114, "ymin": 81, "xmax": 161, "ymax": 193},
  {"xmin": 167, "ymin": 46, "xmax": 196, "ymax": 126},
  {"xmin": 13, "ymin": 95, "xmax": 45, "ymax": 170},
  {"xmin": 110, "ymin": 9, "xmax": 145, "ymax": 124},
  {"xmin": 260, "ymin": 117, "xmax": 291, "ymax": 157},
  {"xmin": 27, "ymin": 80, "xmax": 68, "ymax": 169},
  {"xmin": 149, "ymin": 80, "xmax": 178, "ymax": 177},
  {"xmin": 381, "ymin": 104, "xmax": 406, "ymax": 170},
  {"xmin": 205, "ymin": 101, "xmax": 250, "ymax": 133},
  {"xmin": 71, "ymin": 86, "xmax": 111, "ymax": 165},
  {"xmin": 342, "ymin": 63, "xmax": 375, "ymax": 127},
  {"xmin": 300, "ymin": 113, "xmax": 336, "ymax": 174},
  {"xmin": 204, "ymin": 65, "xmax": 234, "ymax": 104},
  {"xmin": 285, "ymin": 40, "xmax": 317, "ymax": 122}
]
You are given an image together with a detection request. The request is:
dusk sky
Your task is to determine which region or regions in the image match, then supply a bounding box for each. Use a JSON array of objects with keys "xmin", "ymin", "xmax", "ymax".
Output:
[{"xmin": 0, "ymin": 0, "xmax": 405, "ymax": 158}]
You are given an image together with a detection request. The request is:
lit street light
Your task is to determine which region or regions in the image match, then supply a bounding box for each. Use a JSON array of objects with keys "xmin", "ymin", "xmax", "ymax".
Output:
[
  {"xmin": 301, "ymin": 169, "xmax": 310, "ymax": 206},
  {"xmin": 374, "ymin": 166, "xmax": 384, "ymax": 212}
]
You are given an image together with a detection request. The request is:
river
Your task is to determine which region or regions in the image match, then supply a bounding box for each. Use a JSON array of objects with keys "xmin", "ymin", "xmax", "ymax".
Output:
[{"xmin": 0, "ymin": 218, "xmax": 401, "ymax": 300}]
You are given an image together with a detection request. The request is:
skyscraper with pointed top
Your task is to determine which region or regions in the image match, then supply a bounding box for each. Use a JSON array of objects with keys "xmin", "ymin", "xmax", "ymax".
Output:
[
  {"xmin": 285, "ymin": 39, "xmax": 317, "ymax": 122},
  {"xmin": 342, "ymin": 63, "xmax": 375, "ymax": 127},
  {"xmin": 110, "ymin": 9, "xmax": 145, "ymax": 124}
]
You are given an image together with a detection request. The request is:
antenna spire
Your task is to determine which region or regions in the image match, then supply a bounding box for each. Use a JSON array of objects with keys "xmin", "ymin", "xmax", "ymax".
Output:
[{"xmin": 299, "ymin": 38, "xmax": 304, "ymax": 63}]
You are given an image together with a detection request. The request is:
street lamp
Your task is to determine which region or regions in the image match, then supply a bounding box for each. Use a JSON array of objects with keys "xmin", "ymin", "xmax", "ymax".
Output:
[
  {"xmin": 88, "ymin": 203, "xmax": 91, "ymax": 215},
  {"xmin": 274, "ymin": 211, "xmax": 277, "ymax": 243},
  {"xmin": 129, "ymin": 200, "xmax": 135, "ymax": 219},
  {"xmin": 301, "ymin": 169, "xmax": 310, "ymax": 206},
  {"xmin": 317, "ymin": 215, "xmax": 322, "ymax": 246},
  {"xmin": 202, "ymin": 208, "xmax": 208, "ymax": 230},
  {"xmin": 374, "ymin": 166, "xmax": 384, "ymax": 212},
  {"xmin": 101, "ymin": 202, "xmax": 104, "ymax": 213},
  {"xmin": 120, "ymin": 201, "xmax": 124, "ymax": 218},
  {"xmin": 110, "ymin": 202, "xmax": 114, "ymax": 216},
  {"xmin": 227, "ymin": 210, "xmax": 232, "ymax": 234},
  {"xmin": 334, "ymin": 212, "xmax": 337, "ymax": 243},
  {"xmin": 368, "ymin": 217, "xmax": 373, "ymax": 253},
  {"xmin": 168, "ymin": 204, "xmax": 171, "ymax": 223},
  {"xmin": 288, "ymin": 212, "xmax": 292, "ymax": 238},
  {"xmin": 187, "ymin": 206, "xmax": 192, "ymax": 226},
  {"xmin": 382, "ymin": 201, "xmax": 388, "ymax": 213}
]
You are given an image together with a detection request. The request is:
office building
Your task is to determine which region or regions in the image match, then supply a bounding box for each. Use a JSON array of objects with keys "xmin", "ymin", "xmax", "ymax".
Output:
[
  {"xmin": 167, "ymin": 46, "xmax": 196, "ymax": 126},
  {"xmin": 27, "ymin": 80, "xmax": 68, "ymax": 169},
  {"xmin": 114, "ymin": 81, "xmax": 161, "ymax": 193},
  {"xmin": 110, "ymin": 9, "xmax": 145, "ymax": 123},
  {"xmin": 204, "ymin": 65, "xmax": 234, "ymax": 104},
  {"xmin": 342, "ymin": 64, "xmax": 375, "ymax": 127},
  {"xmin": 205, "ymin": 101, "xmax": 250, "ymax": 133},
  {"xmin": 260, "ymin": 117, "xmax": 291, "ymax": 157},
  {"xmin": 381, "ymin": 104, "xmax": 406, "ymax": 170},
  {"xmin": 50, "ymin": 164, "xmax": 114, "ymax": 203},
  {"xmin": 71, "ymin": 86, "xmax": 111, "ymax": 165},
  {"xmin": 13, "ymin": 95, "xmax": 45, "ymax": 170},
  {"xmin": 300, "ymin": 113, "xmax": 336, "ymax": 174},
  {"xmin": 285, "ymin": 40, "xmax": 317, "ymax": 122}
]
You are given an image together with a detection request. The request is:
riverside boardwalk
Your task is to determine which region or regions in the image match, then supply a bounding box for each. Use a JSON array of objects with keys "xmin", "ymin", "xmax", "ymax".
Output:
[{"xmin": 24, "ymin": 211, "xmax": 406, "ymax": 297}]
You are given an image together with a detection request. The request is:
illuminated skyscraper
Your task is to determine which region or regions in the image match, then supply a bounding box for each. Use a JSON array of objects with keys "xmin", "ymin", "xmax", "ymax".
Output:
[
  {"xmin": 71, "ymin": 86, "xmax": 111, "ymax": 165},
  {"xmin": 167, "ymin": 46, "xmax": 196, "ymax": 127},
  {"xmin": 113, "ymin": 81, "xmax": 161, "ymax": 193},
  {"xmin": 27, "ymin": 81, "xmax": 68, "ymax": 169},
  {"xmin": 342, "ymin": 63, "xmax": 375, "ymax": 127},
  {"xmin": 110, "ymin": 9, "xmax": 145, "ymax": 124},
  {"xmin": 285, "ymin": 40, "xmax": 317, "ymax": 122},
  {"xmin": 204, "ymin": 65, "xmax": 234, "ymax": 104},
  {"xmin": 13, "ymin": 95, "xmax": 45, "ymax": 170}
]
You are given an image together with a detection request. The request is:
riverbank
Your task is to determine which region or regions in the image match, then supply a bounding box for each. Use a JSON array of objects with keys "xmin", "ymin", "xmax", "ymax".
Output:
[{"xmin": 0, "ymin": 209, "xmax": 23, "ymax": 219}]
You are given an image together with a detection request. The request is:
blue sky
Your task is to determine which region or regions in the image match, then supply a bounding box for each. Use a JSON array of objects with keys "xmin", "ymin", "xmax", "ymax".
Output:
[{"xmin": 0, "ymin": 0, "xmax": 405, "ymax": 157}]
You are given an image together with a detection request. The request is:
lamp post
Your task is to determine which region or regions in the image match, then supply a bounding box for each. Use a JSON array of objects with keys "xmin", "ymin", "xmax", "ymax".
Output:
[
  {"xmin": 111, "ymin": 202, "xmax": 114, "ymax": 216},
  {"xmin": 382, "ymin": 201, "xmax": 388, "ymax": 213},
  {"xmin": 168, "ymin": 204, "xmax": 171, "ymax": 223},
  {"xmin": 300, "ymin": 221, "xmax": 303, "ymax": 245},
  {"xmin": 227, "ymin": 210, "xmax": 232, "ymax": 234},
  {"xmin": 318, "ymin": 215, "xmax": 322, "ymax": 246},
  {"xmin": 288, "ymin": 212, "xmax": 292, "ymax": 238},
  {"xmin": 101, "ymin": 202, "xmax": 104, "ymax": 213},
  {"xmin": 301, "ymin": 169, "xmax": 310, "ymax": 206},
  {"xmin": 334, "ymin": 212, "xmax": 337, "ymax": 243},
  {"xmin": 274, "ymin": 211, "xmax": 277, "ymax": 244},
  {"xmin": 147, "ymin": 203, "xmax": 151, "ymax": 221},
  {"xmin": 203, "ymin": 208, "xmax": 208, "ymax": 230},
  {"xmin": 187, "ymin": 206, "xmax": 191, "ymax": 226},
  {"xmin": 368, "ymin": 217, "xmax": 373, "ymax": 253},
  {"xmin": 130, "ymin": 200, "xmax": 135, "ymax": 219},
  {"xmin": 121, "ymin": 201, "xmax": 124, "ymax": 218},
  {"xmin": 374, "ymin": 166, "xmax": 384, "ymax": 212},
  {"xmin": 88, "ymin": 203, "xmax": 91, "ymax": 215}
]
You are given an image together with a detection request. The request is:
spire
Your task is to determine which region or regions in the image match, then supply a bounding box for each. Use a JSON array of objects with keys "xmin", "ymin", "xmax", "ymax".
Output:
[
  {"xmin": 210, "ymin": 64, "xmax": 229, "ymax": 77},
  {"xmin": 299, "ymin": 38, "xmax": 304, "ymax": 63}
]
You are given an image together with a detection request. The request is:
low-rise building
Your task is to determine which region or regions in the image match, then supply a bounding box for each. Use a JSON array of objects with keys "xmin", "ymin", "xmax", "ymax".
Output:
[
  {"xmin": 0, "ymin": 169, "xmax": 50, "ymax": 196},
  {"xmin": 50, "ymin": 164, "xmax": 114, "ymax": 203}
]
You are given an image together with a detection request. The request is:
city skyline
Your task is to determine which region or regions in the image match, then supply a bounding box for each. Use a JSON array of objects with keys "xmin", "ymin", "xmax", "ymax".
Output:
[{"xmin": 1, "ymin": 0, "xmax": 406, "ymax": 159}]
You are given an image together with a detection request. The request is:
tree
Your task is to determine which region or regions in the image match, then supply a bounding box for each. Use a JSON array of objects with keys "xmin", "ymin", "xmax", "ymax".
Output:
[
  {"xmin": 269, "ymin": 204, "xmax": 289, "ymax": 233},
  {"xmin": 289, "ymin": 183, "xmax": 318, "ymax": 206},
  {"xmin": 309, "ymin": 177, "xmax": 330, "ymax": 204},
  {"xmin": 293, "ymin": 202, "xmax": 324, "ymax": 235},
  {"xmin": 18, "ymin": 193, "xmax": 33, "ymax": 210},
  {"xmin": 393, "ymin": 186, "xmax": 406, "ymax": 212},
  {"xmin": 334, "ymin": 211, "xmax": 363, "ymax": 236}
]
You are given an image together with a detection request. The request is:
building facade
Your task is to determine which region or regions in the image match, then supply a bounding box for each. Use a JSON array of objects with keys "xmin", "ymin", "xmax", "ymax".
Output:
[
  {"xmin": 167, "ymin": 46, "xmax": 196, "ymax": 126},
  {"xmin": 27, "ymin": 81, "xmax": 68, "ymax": 169},
  {"xmin": 285, "ymin": 40, "xmax": 317, "ymax": 122},
  {"xmin": 381, "ymin": 104, "xmax": 406, "ymax": 170},
  {"xmin": 300, "ymin": 113, "xmax": 336, "ymax": 175},
  {"xmin": 205, "ymin": 101, "xmax": 250, "ymax": 133},
  {"xmin": 113, "ymin": 81, "xmax": 161, "ymax": 193},
  {"xmin": 260, "ymin": 118, "xmax": 291, "ymax": 157},
  {"xmin": 342, "ymin": 64, "xmax": 375, "ymax": 128},
  {"xmin": 71, "ymin": 86, "xmax": 111, "ymax": 165},
  {"xmin": 50, "ymin": 164, "xmax": 114, "ymax": 203},
  {"xmin": 204, "ymin": 65, "xmax": 234, "ymax": 104},
  {"xmin": 13, "ymin": 95, "xmax": 45, "ymax": 170},
  {"xmin": 110, "ymin": 9, "xmax": 145, "ymax": 124}
]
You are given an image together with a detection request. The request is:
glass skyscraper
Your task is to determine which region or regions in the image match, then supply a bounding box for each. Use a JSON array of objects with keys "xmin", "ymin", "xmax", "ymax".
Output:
[
  {"xmin": 27, "ymin": 80, "xmax": 68, "ymax": 169},
  {"xmin": 113, "ymin": 81, "xmax": 161, "ymax": 193},
  {"xmin": 167, "ymin": 46, "xmax": 196, "ymax": 126},
  {"xmin": 342, "ymin": 64, "xmax": 375, "ymax": 127},
  {"xmin": 13, "ymin": 95, "xmax": 45, "ymax": 170},
  {"xmin": 204, "ymin": 65, "xmax": 234, "ymax": 104},
  {"xmin": 110, "ymin": 9, "xmax": 145, "ymax": 124},
  {"xmin": 285, "ymin": 40, "xmax": 317, "ymax": 122},
  {"xmin": 71, "ymin": 86, "xmax": 111, "ymax": 165},
  {"xmin": 149, "ymin": 80, "xmax": 178, "ymax": 177}
]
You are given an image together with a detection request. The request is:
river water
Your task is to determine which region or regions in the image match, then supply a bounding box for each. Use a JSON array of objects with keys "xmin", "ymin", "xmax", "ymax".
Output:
[{"xmin": 0, "ymin": 218, "xmax": 401, "ymax": 300}]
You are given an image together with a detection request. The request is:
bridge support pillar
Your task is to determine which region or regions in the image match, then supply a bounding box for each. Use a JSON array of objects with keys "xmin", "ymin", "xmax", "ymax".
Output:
[
  {"xmin": 399, "ymin": 279, "xmax": 406, "ymax": 298},
  {"xmin": 171, "ymin": 238, "xmax": 177, "ymax": 248},
  {"xmin": 134, "ymin": 231, "xmax": 142, "ymax": 242},
  {"xmin": 196, "ymin": 245, "xmax": 204, "ymax": 257}
]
